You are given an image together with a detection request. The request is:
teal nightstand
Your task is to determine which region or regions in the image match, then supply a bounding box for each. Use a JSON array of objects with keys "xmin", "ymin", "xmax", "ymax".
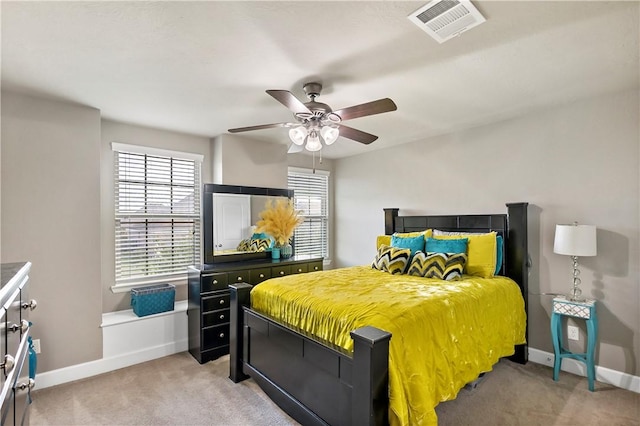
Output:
[{"xmin": 550, "ymin": 296, "xmax": 598, "ymax": 391}]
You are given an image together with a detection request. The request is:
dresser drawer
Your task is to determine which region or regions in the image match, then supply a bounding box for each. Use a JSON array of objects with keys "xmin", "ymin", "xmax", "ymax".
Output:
[
  {"xmin": 291, "ymin": 264, "xmax": 308, "ymax": 274},
  {"xmin": 272, "ymin": 265, "xmax": 291, "ymax": 278},
  {"xmin": 202, "ymin": 294, "xmax": 230, "ymax": 313},
  {"xmin": 203, "ymin": 309, "xmax": 230, "ymax": 327},
  {"xmin": 308, "ymin": 261, "xmax": 323, "ymax": 272},
  {"xmin": 250, "ymin": 268, "xmax": 272, "ymax": 285},
  {"xmin": 4, "ymin": 288, "xmax": 23, "ymax": 357},
  {"xmin": 228, "ymin": 271, "xmax": 250, "ymax": 285},
  {"xmin": 203, "ymin": 324, "xmax": 230, "ymax": 350},
  {"xmin": 201, "ymin": 273, "xmax": 228, "ymax": 293}
]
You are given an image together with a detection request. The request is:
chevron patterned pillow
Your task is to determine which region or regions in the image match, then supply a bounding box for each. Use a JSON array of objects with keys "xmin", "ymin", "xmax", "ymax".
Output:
[
  {"xmin": 407, "ymin": 251, "xmax": 468, "ymax": 281},
  {"xmin": 249, "ymin": 238, "xmax": 271, "ymax": 252},
  {"xmin": 236, "ymin": 238, "xmax": 252, "ymax": 251},
  {"xmin": 371, "ymin": 244, "xmax": 411, "ymax": 275}
]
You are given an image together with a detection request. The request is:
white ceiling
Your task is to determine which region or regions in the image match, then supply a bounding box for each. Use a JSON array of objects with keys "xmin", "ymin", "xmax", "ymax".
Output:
[{"xmin": 2, "ymin": 1, "xmax": 638, "ymax": 159}]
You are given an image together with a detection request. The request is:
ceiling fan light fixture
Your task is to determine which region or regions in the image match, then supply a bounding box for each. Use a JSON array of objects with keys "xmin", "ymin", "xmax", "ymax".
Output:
[
  {"xmin": 320, "ymin": 125, "xmax": 339, "ymax": 145},
  {"xmin": 289, "ymin": 126, "xmax": 307, "ymax": 145},
  {"xmin": 305, "ymin": 131, "xmax": 322, "ymax": 152}
]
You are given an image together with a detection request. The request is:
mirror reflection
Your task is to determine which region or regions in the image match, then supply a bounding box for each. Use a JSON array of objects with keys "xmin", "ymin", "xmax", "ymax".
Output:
[{"xmin": 212, "ymin": 194, "xmax": 283, "ymax": 256}]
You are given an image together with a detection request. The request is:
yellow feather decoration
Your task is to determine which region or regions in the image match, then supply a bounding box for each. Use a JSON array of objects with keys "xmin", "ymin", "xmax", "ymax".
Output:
[{"xmin": 255, "ymin": 198, "xmax": 304, "ymax": 246}]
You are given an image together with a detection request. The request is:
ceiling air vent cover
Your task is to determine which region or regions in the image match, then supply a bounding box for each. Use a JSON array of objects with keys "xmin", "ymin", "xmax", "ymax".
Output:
[{"xmin": 408, "ymin": 0, "xmax": 486, "ymax": 43}]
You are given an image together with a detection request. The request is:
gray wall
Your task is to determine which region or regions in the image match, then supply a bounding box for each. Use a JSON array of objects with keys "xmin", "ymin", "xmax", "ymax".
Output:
[
  {"xmin": 333, "ymin": 89, "xmax": 640, "ymax": 376},
  {"xmin": 1, "ymin": 92, "xmax": 103, "ymax": 372}
]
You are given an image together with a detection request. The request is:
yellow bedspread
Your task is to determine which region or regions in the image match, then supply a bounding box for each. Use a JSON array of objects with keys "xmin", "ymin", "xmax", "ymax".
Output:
[{"xmin": 251, "ymin": 265, "xmax": 526, "ymax": 426}]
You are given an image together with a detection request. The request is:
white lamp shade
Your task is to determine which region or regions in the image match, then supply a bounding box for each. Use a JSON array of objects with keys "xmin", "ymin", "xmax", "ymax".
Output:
[
  {"xmin": 289, "ymin": 127, "xmax": 307, "ymax": 146},
  {"xmin": 320, "ymin": 126, "xmax": 339, "ymax": 145},
  {"xmin": 554, "ymin": 224, "xmax": 597, "ymax": 256},
  {"xmin": 305, "ymin": 131, "xmax": 322, "ymax": 152}
]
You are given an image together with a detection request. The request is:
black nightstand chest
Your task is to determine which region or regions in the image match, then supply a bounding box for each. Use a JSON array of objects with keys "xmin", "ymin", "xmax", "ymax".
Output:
[{"xmin": 187, "ymin": 255, "xmax": 323, "ymax": 363}]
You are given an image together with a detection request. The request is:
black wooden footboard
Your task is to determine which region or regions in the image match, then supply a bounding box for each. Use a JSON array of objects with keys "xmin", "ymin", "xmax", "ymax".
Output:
[{"xmin": 229, "ymin": 283, "xmax": 391, "ymax": 426}]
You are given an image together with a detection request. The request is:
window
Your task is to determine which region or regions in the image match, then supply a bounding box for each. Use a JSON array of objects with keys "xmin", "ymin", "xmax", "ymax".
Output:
[
  {"xmin": 113, "ymin": 143, "xmax": 202, "ymax": 285},
  {"xmin": 288, "ymin": 167, "xmax": 329, "ymax": 259}
]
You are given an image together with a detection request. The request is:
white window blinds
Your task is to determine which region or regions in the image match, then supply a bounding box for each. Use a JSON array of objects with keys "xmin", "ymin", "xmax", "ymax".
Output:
[
  {"xmin": 288, "ymin": 168, "xmax": 329, "ymax": 259},
  {"xmin": 113, "ymin": 144, "xmax": 202, "ymax": 284}
]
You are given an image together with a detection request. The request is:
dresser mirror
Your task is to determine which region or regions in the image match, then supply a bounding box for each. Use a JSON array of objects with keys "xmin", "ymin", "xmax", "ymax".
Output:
[{"xmin": 203, "ymin": 184, "xmax": 293, "ymax": 264}]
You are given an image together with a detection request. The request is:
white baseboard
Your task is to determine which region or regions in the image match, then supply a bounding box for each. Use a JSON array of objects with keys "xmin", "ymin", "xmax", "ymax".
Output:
[
  {"xmin": 35, "ymin": 301, "xmax": 189, "ymax": 390},
  {"xmin": 529, "ymin": 347, "xmax": 640, "ymax": 393}
]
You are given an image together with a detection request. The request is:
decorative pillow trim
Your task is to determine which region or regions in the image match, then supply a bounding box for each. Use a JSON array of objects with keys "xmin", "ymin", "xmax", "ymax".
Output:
[
  {"xmin": 407, "ymin": 251, "xmax": 468, "ymax": 281},
  {"xmin": 371, "ymin": 244, "xmax": 411, "ymax": 275}
]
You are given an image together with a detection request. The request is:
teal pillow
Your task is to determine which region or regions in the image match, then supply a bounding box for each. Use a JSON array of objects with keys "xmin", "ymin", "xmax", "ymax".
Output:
[
  {"xmin": 495, "ymin": 235, "xmax": 504, "ymax": 275},
  {"xmin": 425, "ymin": 237, "xmax": 468, "ymax": 254},
  {"xmin": 391, "ymin": 234, "xmax": 425, "ymax": 258},
  {"xmin": 252, "ymin": 232, "xmax": 269, "ymax": 240}
]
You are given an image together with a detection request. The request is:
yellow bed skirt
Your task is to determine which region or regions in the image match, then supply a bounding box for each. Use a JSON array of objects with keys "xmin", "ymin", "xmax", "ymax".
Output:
[{"xmin": 251, "ymin": 266, "xmax": 526, "ymax": 425}]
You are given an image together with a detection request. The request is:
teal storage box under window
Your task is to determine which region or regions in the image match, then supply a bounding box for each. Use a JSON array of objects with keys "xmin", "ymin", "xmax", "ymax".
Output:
[{"xmin": 131, "ymin": 284, "xmax": 175, "ymax": 317}]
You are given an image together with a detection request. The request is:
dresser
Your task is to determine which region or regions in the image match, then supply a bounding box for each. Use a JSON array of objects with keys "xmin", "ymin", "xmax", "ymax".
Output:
[
  {"xmin": 188, "ymin": 255, "xmax": 323, "ymax": 364},
  {"xmin": 1, "ymin": 262, "xmax": 36, "ymax": 426}
]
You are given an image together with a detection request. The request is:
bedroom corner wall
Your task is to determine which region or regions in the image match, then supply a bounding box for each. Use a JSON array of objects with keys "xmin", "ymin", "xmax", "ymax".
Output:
[
  {"xmin": 1, "ymin": 91, "xmax": 103, "ymax": 373},
  {"xmin": 333, "ymin": 89, "xmax": 640, "ymax": 378},
  {"xmin": 211, "ymin": 134, "xmax": 288, "ymax": 189}
]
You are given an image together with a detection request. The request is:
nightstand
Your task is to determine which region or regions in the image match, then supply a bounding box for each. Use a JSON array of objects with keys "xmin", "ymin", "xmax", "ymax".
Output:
[{"xmin": 550, "ymin": 296, "xmax": 598, "ymax": 391}]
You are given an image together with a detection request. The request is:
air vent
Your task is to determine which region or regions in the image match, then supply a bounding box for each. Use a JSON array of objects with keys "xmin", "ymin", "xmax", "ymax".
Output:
[{"xmin": 408, "ymin": 0, "xmax": 486, "ymax": 43}]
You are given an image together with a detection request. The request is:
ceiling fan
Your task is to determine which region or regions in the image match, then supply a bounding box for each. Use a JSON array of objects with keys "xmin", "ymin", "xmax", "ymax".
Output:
[{"xmin": 228, "ymin": 82, "xmax": 397, "ymax": 153}]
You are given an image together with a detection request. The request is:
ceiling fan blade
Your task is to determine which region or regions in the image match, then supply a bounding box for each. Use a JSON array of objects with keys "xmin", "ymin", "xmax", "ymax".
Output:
[
  {"xmin": 228, "ymin": 122, "xmax": 294, "ymax": 133},
  {"xmin": 333, "ymin": 98, "xmax": 397, "ymax": 121},
  {"xmin": 266, "ymin": 90, "xmax": 311, "ymax": 115},
  {"xmin": 288, "ymin": 143, "xmax": 304, "ymax": 154},
  {"xmin": 337, "ymin": 124, "xmax": 379, "ymax": 145}
]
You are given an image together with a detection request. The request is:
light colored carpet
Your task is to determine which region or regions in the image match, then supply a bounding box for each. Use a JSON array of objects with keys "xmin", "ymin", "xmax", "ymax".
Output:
[{"xmin": 31, "ymin": 352, "xmax": 639, "ymax": 425}]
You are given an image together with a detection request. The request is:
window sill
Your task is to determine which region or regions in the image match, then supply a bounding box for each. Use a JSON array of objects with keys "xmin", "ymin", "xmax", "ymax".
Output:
[{"xmin": 101, "ymin": 300, "xmax": 188, "ymax": 328}]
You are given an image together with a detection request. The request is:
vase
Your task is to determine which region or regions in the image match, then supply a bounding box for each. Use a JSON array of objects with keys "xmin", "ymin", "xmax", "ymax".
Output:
[
  {"xmin": 280, "ymin": 243, "xmax": 293, "ymax": 259},
  {"xmin": 271, "ymin": 247, "xmax": 281, "ymax": 260}
]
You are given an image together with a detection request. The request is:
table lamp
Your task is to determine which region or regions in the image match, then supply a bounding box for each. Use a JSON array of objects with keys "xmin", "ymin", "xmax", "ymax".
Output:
[{"xmin": 553, "ymin": 223, "xmax": 597, "ymax": 301}]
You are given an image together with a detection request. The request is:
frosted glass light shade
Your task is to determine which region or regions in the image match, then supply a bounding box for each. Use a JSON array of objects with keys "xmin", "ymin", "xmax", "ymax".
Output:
[
  {"xmin": 554, "ymin": 224, "xmax": 597, "ymax": 257},
  {"xmin": 320, "ymin": 126, "xmax": 339, "ymax": 145},
  {"xmin": 305, "ymin": 131, "xmax": 322, "ymax": 152},
  {"xmin": 289, "ymin": 126, "xmax": 307, "ymax": 145}
]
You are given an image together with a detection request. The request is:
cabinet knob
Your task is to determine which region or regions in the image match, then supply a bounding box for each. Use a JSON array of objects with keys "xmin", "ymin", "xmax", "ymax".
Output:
[
  {"xmin": 237, "ymin": 276, "xmax": 242, "ymax": 281},
  {"xmin": 21, "ymin": 299, "xmax": 37, "ymax": 311},
  {"xmin": 219, "ymin": 314, "xmax": 225, "ymax": 320},
  {"xmin": 219, "ymin": 333, "xmax": 225, "ymax": 339},
  {"xmin": 1, "ymin": 355, "xmax": 15, "ymax": 373},
  {"xmin": 314, "ymin": 266, "xmax": 319, "ymax": 270},
  {"xmin": 212, "ymin": 280, "xmax": 218, "ymax": 284},
  {"xmin": 259, "ymin": 274, "xmax": 265, "ymax": 278},
  {"xmin": 16, "ymin": 378, "xmax": 36, "ymax": 392},
  {"xmin": 279, "ymin": 271, "xmax": 285, "ymax": 275},
  {"xmin": 8, "ymin": 319, "xmax": 29, "ymax": 333},
  {"xmin": 219, "ymin": 299, "xmax": 225, "ymax": 305},
  {"xmin": 297, "ymin": 268, "xmax": 302, "ymax": 272}
]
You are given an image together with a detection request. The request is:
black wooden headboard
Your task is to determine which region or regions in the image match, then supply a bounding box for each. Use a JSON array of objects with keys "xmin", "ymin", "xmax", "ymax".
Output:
[{"xmin": 383, "ymin": 202, "xmax": 529, "ymax": 364}]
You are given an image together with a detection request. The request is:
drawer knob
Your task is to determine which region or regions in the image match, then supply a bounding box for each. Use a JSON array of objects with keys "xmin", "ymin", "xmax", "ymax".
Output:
[
  {"xmin": 8, "ymin": 319, "xmax": 29, "ymax": 333},
  {"xmin": 237, "ymin": 276, "xmax": 242, "ymax": 281},
  {"xmin": 213, "ymin": 280, "xmax": 218, "ymax": 284},
  {"xmin": 259, "ymin": 274, "xmax": 265, "ymax": 278},
  {"xmin": 21, "ymin": 299, "xmax": 38, "ymax": 311},
  {"xmin": 314, "ymin": 266, "xmax": 319, "ymax": 270},
  {"xmin": 280, "ymin": 271, "xmax": 285, "ymax": 275},
  {"xmin": 219, "ymin": 299, "xmax": 225, "ymax": 305},
  {"xmin": 16, "ymin": 378, "xmax": 36, "ymax": 392},
  {"xmin": 219, "ymin": 314, "xmax": 225, "ymax": 320},
  {"xmin": 297, "ymin": 268, "xmax": 302, "ymax": 272},
  {"xmin": 219, "ymin": 333, "xmax": 225, "ymax": 339},
  {"xmin": 1, "ymin": 355, "xmax": 15, "ymax": 373}
]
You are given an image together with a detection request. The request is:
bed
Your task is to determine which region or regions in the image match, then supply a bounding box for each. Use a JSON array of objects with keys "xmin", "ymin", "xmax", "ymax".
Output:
[{"xmin": 229, "ymin": 203, "xmax": 529, "ymax": 425}]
